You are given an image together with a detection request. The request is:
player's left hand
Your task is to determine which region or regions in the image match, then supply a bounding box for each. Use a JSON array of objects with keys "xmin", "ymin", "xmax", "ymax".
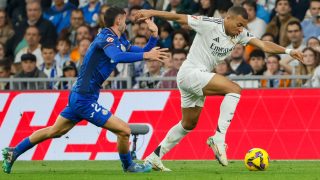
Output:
[
  {"xmin": 290, "ymin": 50, "xmax": 304, "ymax": 63},
  {"xmin": 145, "ymin": 18, "xmax": 158, "ymax": 37},
  {"xmin": 134, "ymin": 10, "xmax": 152, "ymax": 22}
]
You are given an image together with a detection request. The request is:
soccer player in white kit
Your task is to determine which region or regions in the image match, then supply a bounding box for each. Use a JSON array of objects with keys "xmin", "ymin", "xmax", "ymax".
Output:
[{"xmin": 135, "ymin": 6, "xmax": 303, "ymax": 171}]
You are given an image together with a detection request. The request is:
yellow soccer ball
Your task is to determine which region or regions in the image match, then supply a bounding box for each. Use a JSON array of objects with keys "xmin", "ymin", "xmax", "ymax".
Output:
[{"xmin": 244, "ymin": 148, "xmax": 270, "ymax": 171}]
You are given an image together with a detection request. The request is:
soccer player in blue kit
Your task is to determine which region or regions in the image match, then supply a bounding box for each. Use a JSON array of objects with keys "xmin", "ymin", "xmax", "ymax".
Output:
[{"xmin": 2, "ymin": 7, "xmax": 168, "ymax": 174}]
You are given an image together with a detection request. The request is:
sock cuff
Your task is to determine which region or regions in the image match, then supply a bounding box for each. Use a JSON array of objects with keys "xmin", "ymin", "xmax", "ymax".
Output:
[
  {"xmin": 178, "ymin": 121, "xmax": 191, "ymax": 133},
  {"xmin": 226, "ymin": 93, "xmax": 241, "ymax": 99}
]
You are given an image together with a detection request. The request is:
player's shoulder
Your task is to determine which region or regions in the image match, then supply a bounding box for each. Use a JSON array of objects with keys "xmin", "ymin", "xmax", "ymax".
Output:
[
  {"xmin": 95, "ymin": 28, "xmax": 118, "ymax": 46},
  {"xmin": 201, "ymin": 16, "xmax": 223, "ymax": 25}
]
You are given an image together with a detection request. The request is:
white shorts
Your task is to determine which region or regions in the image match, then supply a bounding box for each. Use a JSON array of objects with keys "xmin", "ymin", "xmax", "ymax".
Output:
[{"xmin": 177, "ymin": 63, "xmax": 215, "ymax": 108}]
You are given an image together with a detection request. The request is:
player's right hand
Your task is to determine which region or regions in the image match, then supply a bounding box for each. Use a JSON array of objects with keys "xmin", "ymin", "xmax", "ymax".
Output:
[
  {"xmin": 290, "ymin": 49, "xmax": 304, "ymax": 63},
  {"xmin": 143, "ymin": 47, "xmax": 169, "ymax": 63}
]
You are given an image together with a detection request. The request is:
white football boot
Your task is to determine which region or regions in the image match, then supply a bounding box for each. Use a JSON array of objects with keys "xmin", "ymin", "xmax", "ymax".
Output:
[
  {"xmin": 207, "ymin": 136, "xmax": 228, "ymax": 166},
  {"xmin": 144, "ymin": 152, "xmax": 172, "ymax": 171}
]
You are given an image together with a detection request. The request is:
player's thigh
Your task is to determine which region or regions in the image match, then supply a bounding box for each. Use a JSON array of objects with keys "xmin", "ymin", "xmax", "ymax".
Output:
[
  {"xmin": 202, "ymin": 74, "xmax": 241, "ymax": 96},
  {"xmin": 101, "ymin": 115, "xmax": 131, "ymax": 136},
  {"xmin": 181, "ymin": 106, "xmax": 202, "ymax": 130},
  {"xmin": 50, "ymin": 115, "xmax": 76, "ymax": 135}
]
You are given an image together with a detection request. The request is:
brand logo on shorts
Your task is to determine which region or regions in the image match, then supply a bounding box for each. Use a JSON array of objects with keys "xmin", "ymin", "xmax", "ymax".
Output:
[{"xmin": 102, "ymin": 109, "xmax": 108, "ymax": 115}]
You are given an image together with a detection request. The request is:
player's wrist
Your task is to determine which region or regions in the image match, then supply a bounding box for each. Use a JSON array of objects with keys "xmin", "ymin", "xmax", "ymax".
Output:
[{"xmin": 285, "ymin": 48, "xmax": 292, "ymax": 55}]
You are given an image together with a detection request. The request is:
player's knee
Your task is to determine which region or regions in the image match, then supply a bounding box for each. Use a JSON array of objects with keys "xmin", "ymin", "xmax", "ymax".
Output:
[
  {"xmin": 181, "ymin": 120, "xmax": 197, "ymax": 130},
  {"xmin": 118, "ymin": 124, "xmax": 131, "ymax": 138}
]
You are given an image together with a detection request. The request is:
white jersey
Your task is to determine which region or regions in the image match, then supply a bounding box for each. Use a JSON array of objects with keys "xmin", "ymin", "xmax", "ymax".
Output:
[{"xmin": 185, "ymin": 15, "xmax": 255, "ymax": 71}]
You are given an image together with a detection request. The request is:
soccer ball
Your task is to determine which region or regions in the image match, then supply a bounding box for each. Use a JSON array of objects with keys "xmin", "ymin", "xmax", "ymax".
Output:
[{"xmin": 244, "ymin": 148, "xmax": 270, "ymax": 171}]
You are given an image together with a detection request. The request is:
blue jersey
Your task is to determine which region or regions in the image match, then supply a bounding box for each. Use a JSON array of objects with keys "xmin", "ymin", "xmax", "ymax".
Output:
[
  {"xmin": 61, "ymin": 28, "xmax": 158, "ymax": 127},
  {"xmin": 72, "ymin": 28, "xmax": 158, "ymax": 97}
]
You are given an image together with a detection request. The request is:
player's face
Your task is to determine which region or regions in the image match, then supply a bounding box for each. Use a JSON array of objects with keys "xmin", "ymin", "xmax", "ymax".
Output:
[
  {"xmin": 225, "ymin": 15, "xmax": 248, "ymax": 37},
  {"xmin": 117, "ymin": 14, "xmax": 127, "ymax": 34}
]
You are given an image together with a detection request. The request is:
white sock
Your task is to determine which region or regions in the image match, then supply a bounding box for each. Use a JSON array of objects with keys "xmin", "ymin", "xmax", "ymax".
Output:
[
  {"xmin": 154, "ymin": 121, "xmax": 190, "ymax": 158},
  {"xmin": 214, "ymin": 93, "xmax": 240, "ymax": 142}
]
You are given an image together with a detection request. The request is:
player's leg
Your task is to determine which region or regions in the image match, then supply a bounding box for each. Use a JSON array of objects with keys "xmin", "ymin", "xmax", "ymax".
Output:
[
  {"xmin": 203, "ymin": 74, "xmax": 241, "ymax": 166},
  {"xmin": 145, "ymin": 106, "xmax": 202, "ymax": 171},
  {"xmin": 2, "ymin": 115, "xmax": 76, "ymax": 174},
  {"xmin": 101, "ymin": 115, "xmax": 151, "ymax": 173}
]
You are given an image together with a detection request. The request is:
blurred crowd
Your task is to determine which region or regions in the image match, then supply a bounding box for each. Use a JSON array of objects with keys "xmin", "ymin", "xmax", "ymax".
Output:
[{"xmin": 0, "ymin": 0, "xmax": 319, "ymax": 90}]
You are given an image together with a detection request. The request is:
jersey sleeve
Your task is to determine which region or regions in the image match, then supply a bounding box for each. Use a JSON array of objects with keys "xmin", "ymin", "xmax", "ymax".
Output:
[
  {"xmin": 238, "ymin": 28, "xmax": 255, "ymax": 46},
  {"xmin": 187, "ymin": 15, "xmax": 220, "ymax": 34}
]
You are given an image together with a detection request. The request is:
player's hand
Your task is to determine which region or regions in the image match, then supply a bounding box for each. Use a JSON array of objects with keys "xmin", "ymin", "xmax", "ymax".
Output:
[
  {"xmin": 134, "ymin": 10, "xmax": 152, "ymax": 22},
  {"xmin": 145, "ymin": 18, "xmax": 158, "ymax": 37},
  {"xmin": 290, "ymin": 50, "xmax": 304, "ymax": 63},
  {"xmin": 143, "ymin": 47, "xmax": 169, "ymax": 63}
]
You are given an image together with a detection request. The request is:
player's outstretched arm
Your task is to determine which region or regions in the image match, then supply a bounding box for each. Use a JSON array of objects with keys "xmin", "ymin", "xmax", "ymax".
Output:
[
  {"xmin": 248, "ymin": 38, "xmax": 304, "ymax": 63},
  {"xmin": 129, "ymin": 19, "xmax": 159, "ymax": 53},
  {"xmin": 135, "ymin": 9, "xmax": 188, "ymax": 26}
]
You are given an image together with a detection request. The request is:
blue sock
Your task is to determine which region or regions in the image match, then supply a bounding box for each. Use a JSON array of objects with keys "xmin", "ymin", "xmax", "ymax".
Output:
[
  {"xmin": 119, "ymin": 152, "xmax": 133, "ymax": 169},
  {"xmin": 15, "ymin": 137, "xmax": 34, "ymax": 157}
]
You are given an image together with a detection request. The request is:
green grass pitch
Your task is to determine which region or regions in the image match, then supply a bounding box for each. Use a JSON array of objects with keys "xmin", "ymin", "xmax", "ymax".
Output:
[{"xmin": 1, "ymin": 160, "xmax": 320, "ymax": 180}]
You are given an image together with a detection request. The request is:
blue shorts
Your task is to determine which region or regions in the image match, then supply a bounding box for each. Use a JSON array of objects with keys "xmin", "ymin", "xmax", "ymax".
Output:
[{"xmin": 60, "ymin": 91, "xmax": 112, "ymax": 127}]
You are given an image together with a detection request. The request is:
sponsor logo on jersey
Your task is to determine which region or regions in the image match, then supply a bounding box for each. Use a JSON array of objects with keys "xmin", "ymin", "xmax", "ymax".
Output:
[{"xmin": 106, "ymin": 37, "xmax": 114, "ymax": 42}]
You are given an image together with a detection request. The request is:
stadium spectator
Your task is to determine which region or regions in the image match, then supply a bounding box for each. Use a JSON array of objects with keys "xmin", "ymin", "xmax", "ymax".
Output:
[
  {"xmin": 229, "ymin": 44, "xmax": 253, "ymax": 75},
  {"xmin": 261, "ymin": 33, "xmax": 275, "ymax": 42},
  {"xmin": 7, "ymin": 1, "xmax": 57, "ymax": 57},
  {"xmin": 55, "ymin": 38, "xmax": 72, "ymax": 69},
  {"xmin": 39, "ymin": 45, "xmax": 62, "ymax": 79},
  {"xmin": 158, "ymin": 21, "xmax": 173, "ymax": 49},
  {"xmin": 0, "ymin": 10, "xmax": 14, "ymax": 45},
  {"xmin": 44, "ymin": 0, "xmax": 77, "ymax": 33},
  {"xmin": 0, "ymin": 42, "xmax": 6, "ymax": 60},
  {"xmin": 10, "ymin": 62, "xmax": 21, "ymax": 76},
  {"xmin": 162, "ymin": 50, "xmax": 174, "ymax": 72},
  {"xmin": 248, "ymin": 49, "xmax": 266, "ymax": 75},
  {"xmin": 0, "ymin": 61, "xmax": 11, "ymax": 90},
  {"xmin": 158, "ymin": 49, "xmax": 187, "ymax": 88},
  {"xmin": 172, "ymin": 29, "xmax": 190, "ymax": 50},
  {"xmin": 70, "ymin": 25, "xmax": 92, "ymax": 63},
  {"xmin": 13, "ymin": 53, "xmax": 47, "ymax": 90},
  {"xmin": 75, "ymin": 38, "xmax": 91, "ymax": 69},
  {"xmin": 6, "ymin": 0, "xmax": 26, "ymax": 28},
  {"xmin": 311, "ymin": 60, "xmax": 320, "ymax": 87},
  {"xmin": 290, "ymin": 0, "xmax": 310, "ymax": 21},
  {"xmin": 266, "ymin": 0, "xmax": 299, "ymax": 47},
  {"xmin": 81, "ymin": 0, "xmax": 101, "ymax": 27},
  {"xmin": 301, "ymin": 0, "xmax": 320, "ymax": 41},
  {"xmin": 132, "ymin": 35, "xmax": 148, "ymax": 77},
  {"xmin": 281, "ymin": 47, "xmax": 319, "ymax": 86},
  {"xmin": 60, "ymin": 9, "xmax": 85, "ymax": 47},
  {"xmin": 135, "ymin": 59, "xmax": 163, "ymax": 89},
  {"xmin": 14, "ymin": 26, "xmax": 43, "ymax": 67},
  {"xmin": 55, "ymin": 61, "xmax": 78, "ymax": 90},
  {"xmin": 128, "ymin": 0, "xmax": 153, "ymax": 9},
  {"xmin": 261, "ymin": 54, "xmax": 289, "ymax": 88},
  {"xmin": 197, "ymin": 0, "xmax": 216, "ymax": 17},
  {"xmin": 126, "ymin": 6, "xmax": 142, "ymax": 39},
  {"xmin": 214, "ymin": 59, "xmax": 233, "ymax": 76},
  {"xmin": 242, "ymin": 0, "xmax": 266, "ymax": 38},
  {"xmin": 137, "ymin": 20, "xmax": 152, "ymax": 38},
  {"xmin": 97, "ymin": 4, "xmax": 110, "ymax": 29},
  {"xmin": 214, "ymin": 0, "xmax": 233, "ymax": 18},
  {"xmin": 281, "ymin": 21, "xmax": 306, "ymax": 68},
  {"xmin": 307, "ymin": 36, "xmax": 320, "ymax": 52}
]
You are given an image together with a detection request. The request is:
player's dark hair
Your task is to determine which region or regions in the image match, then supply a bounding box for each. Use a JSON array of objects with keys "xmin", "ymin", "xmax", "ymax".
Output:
[
  {"xmin": 228, "ymin": 6, "xmax": 248, "ymax": 20},
  {"xmin": 249, "ymin": 49, "xmax": 265, "ymax": 60},
  {"xmin": 242, "ymin": 0, "xmax": 257, "ymax": 12},
  {"xmin": 287, "ymin": 21, "xmax": 302, "ymax": 31},
  {"xmin": 104, "ymin": 6, "xmax": 126, "ymax": 28}
]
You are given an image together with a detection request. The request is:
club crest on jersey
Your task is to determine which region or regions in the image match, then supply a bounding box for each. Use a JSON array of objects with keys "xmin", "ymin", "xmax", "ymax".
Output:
[{"xmin": 106, "ymin": 37, "xmax": 114, "ymax": 42}]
